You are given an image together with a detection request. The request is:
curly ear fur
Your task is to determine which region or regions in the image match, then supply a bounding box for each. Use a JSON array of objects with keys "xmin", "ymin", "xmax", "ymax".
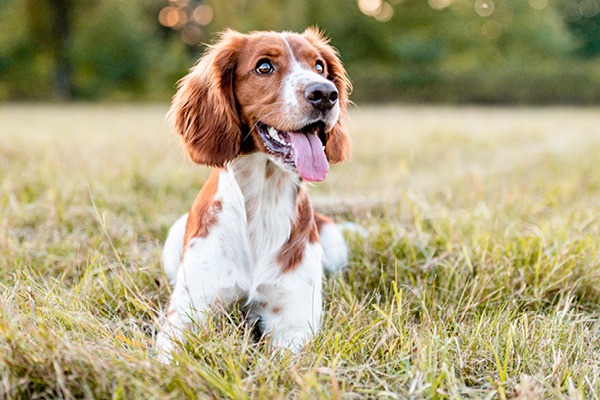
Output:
[
  {"xmin": 168, "ymin": 30, "xmax": 247, "ymax": 167},
  {"xmin": 303, "ymin": 27, "xmax": 352, "ymax": 164}
]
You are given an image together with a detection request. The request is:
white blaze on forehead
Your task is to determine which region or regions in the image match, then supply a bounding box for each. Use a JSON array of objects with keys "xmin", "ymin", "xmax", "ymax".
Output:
[{"xmin": 280, "ymin": 33, "xmax": 333, "ymax": 112}]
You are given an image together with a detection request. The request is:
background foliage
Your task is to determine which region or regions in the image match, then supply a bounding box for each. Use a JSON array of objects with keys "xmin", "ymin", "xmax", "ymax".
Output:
[{"xmin": 0, "ymin": 0, "xmax": 599, "ymax": 103}]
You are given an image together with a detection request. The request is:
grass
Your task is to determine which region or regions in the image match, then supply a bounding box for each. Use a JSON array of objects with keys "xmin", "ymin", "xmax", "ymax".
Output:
[{"xmin": 1, "ymin": 104, "xmax": 599, "ymax": 399}]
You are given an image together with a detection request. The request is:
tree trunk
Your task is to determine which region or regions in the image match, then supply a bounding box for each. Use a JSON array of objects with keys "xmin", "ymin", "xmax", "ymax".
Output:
[{"xmin": 48, "ymin": 0, "xmax": 73, "ymax": 100}]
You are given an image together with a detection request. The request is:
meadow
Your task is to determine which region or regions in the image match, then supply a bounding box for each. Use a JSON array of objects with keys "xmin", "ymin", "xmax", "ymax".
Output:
[{"xmin": 1, "ymin": 104, "xmax": 599, "ymax": 399}]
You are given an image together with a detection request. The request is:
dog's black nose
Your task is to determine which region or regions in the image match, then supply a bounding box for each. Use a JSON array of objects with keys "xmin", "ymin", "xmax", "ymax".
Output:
[{"xmin": 304, "ymin": 82, "xmax": 338, "ymax": 111}]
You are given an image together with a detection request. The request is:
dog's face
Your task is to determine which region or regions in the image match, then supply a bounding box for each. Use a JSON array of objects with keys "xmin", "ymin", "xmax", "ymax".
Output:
[
  {"xmin": 235, "ymin": 32, "xmax": 344, "ymax": 181},
  {"xmin": 169, "ymin": 29, "xmax": 351, "ymax": 182}
]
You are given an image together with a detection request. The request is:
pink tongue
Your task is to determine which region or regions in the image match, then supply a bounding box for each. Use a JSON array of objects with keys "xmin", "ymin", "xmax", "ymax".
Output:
[{"xmin": 287, "ymin": 132, "xmax": 329, "ymax": 182}]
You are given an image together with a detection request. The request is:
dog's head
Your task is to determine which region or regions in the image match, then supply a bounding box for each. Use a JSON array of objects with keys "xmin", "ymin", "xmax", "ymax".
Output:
[{"xmin": 168, "ymin": 28, "xmax": 351, "ymax": 182}]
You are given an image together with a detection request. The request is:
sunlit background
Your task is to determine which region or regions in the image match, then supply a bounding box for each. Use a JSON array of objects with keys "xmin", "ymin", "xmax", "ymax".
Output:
[{"xmin": 0, "ymin": 0, "xmax": 599, "ymax": 103}]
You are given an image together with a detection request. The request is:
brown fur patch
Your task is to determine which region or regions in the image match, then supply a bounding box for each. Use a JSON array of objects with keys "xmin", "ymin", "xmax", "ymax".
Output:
[
  {"xmin": 265, "ymin": 160, "xmax": 277, "ymax": 179},
  {"xmin": 233, "ymin": 33, "xmax": 293, "ymax": 140},
  {"xmin": 183, "ymin": 170, "xmax": 222, "ymax": 253},
  {"xmin": 309, "ymin": 217, "xmax": 319, "ymax": 244},
  {"xmin": 277, "ymin": 190, "xmax": 316, "ymax": 273},
  {"xmin": 168, "ymin": 31, "xmax": 246, "ymax": 167}
]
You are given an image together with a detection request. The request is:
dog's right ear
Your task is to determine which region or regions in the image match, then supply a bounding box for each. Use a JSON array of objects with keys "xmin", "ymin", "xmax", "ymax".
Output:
[
  {"xmin": 302, "ymin": 27, "xmax": 352, "ymax": 164},
  {"xmin": 168, "ymin": 30, "xmax": 247, "ymax": 167}
]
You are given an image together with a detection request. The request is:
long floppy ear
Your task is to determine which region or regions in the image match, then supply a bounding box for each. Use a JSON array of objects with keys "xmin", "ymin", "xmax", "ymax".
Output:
[
  {"xmin": 168, "ymin": 30, "xmax": 247, "ymax": 167},
  {"xmin": 303, "ymin": 27, "xmax": 352, "ymax": 164}
]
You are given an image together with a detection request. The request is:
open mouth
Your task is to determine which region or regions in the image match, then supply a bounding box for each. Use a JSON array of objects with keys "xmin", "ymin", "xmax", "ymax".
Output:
[{"xmin": 257, "ymin": 121, "xmax": 329, "ymax": 182}]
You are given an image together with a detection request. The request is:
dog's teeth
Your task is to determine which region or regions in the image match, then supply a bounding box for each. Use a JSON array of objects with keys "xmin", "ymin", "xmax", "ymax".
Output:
[
  {"xmin": 269, "ymin": 128, "xmax": 284, "ymax": 143},
  {"xmin": 267, "ymin": 127, "xmax": 288, "ymax": 145},
  {"xmin": 267, "ymin": 127, "xmax": 278, "ymax": 139}
]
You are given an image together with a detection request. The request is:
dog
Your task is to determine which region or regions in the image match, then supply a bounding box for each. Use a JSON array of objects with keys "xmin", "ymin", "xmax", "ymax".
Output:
[{"xmin": 155, "ymin": 28, "xmax": 351, "ymax": 361}]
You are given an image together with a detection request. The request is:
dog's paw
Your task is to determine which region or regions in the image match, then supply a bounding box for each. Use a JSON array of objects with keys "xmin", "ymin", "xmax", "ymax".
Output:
[{"xmin": 153, "ymin": 331, "xmax": 176, "ymax": 364}]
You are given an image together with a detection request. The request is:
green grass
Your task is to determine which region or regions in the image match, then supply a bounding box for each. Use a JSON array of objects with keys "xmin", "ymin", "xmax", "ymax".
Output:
[{"xmin": 1, "ymin": 104, "xmax": 599, "ymax": 399}]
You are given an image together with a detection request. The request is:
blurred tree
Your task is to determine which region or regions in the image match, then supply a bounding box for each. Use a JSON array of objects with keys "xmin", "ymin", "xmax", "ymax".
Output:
[
  {"xmin": 562, "ymin": 0, "xmax": 600, "ymax": 57},
  {"xmin": 1, "ymin": 0, "xmax": 599, "ymax": 103},
  {"xmin": 24, "ymin": 0, "xmax": 78, "ymax": 100},
  {"xmin": 0, "ymin": 0, "xmax": 50, "ymax": 100},
  {"xmin": 0, "ymin": 0, "xmax": 190, "ymax": 101},
  {"xmin": 70, "ymin": 0, "xmax": 151, "ymax": 99}
]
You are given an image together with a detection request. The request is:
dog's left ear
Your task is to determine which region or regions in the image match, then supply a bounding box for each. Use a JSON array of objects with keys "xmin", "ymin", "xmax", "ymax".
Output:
[
  {"xmin": 303, "ymin": 27, "xmax": 352, "ymax": 164},
  {"xmin": 168, "ymin": 30, "xmax": 247, "ymax": 167}
]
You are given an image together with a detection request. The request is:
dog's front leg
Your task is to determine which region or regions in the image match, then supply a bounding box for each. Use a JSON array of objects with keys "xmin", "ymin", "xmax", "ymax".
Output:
[
  {"xmin": 250, "ymin": 242, "xmax": 323, "ymax": 353},
  {"xmin": 155, "ymin": 171, "xmax": 251, "ymax": 362},
  {"xmin": 155, "ymin": 230, "xmax": 249, "ymax": 362}
]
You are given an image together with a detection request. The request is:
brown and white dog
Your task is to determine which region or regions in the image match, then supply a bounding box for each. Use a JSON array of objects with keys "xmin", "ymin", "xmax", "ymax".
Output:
[{"xmin": 156, "ymin": 29, "xmax": 351, "ymax": 361}]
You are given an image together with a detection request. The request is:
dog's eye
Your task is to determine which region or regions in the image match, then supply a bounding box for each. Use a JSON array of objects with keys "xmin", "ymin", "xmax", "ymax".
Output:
[
  {"xmin": 315, "ymin": 60, "xmax": 325, "ymax": 74},
  {"xmin": 256, "ymin": 59, "xmax": 274, "ymax": 75}
]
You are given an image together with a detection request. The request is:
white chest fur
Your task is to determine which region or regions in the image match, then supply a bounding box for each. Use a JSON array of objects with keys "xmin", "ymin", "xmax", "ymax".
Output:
[{"xmin": 230, "ymin": 153, "xmax": 300, "ymax": 265}]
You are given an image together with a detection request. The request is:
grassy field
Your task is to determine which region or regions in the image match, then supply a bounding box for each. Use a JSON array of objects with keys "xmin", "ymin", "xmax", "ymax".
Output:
[{"xmin": 1, "ymin": 104, "xmax": 599, "ymax": 399}]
